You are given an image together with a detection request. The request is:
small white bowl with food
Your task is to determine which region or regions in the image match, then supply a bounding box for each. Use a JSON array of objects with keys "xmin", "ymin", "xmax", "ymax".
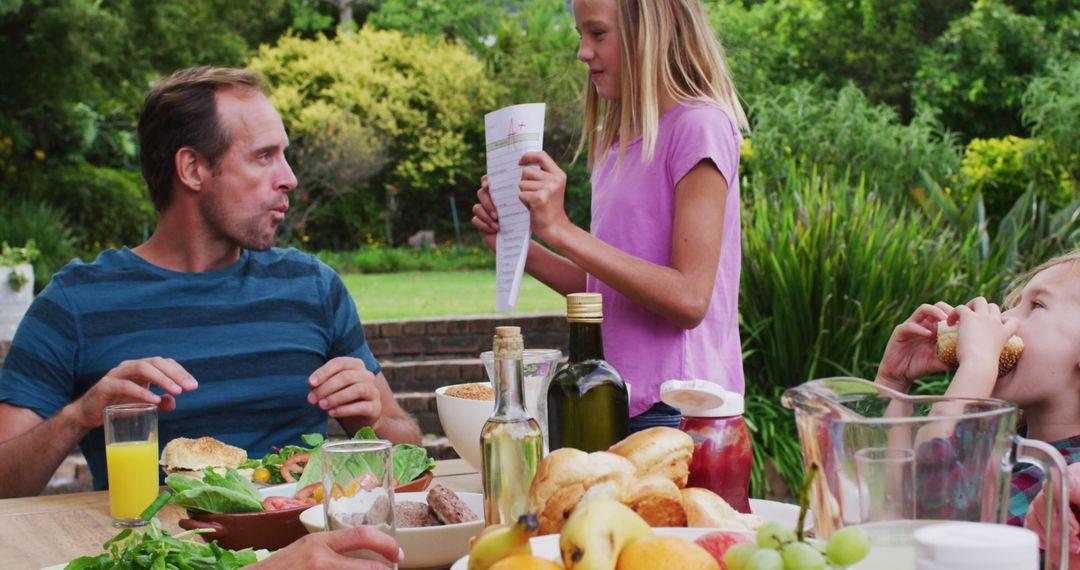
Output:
[
  {"xmin": 437, "ymin": 348, "xmax": 562, "ymax": 470},
  {"xmin": 300, "ymin": 484, "xmax": 484, "ymax": 569}
]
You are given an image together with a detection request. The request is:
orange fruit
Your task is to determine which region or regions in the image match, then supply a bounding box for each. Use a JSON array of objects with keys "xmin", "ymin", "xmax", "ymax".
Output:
[
  {"xmin": 615, "ymin": 535, "xmax": 720, "ymax": 570},
  {"xmin": 489, "ymin": 554, "xmax": 564, "ymax": 570}
]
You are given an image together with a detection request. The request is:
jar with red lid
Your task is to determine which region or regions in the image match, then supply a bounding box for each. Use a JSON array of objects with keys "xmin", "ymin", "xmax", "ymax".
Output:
[{"xmin": 661, "ymin": 380, "xmax": 753, "ymax": 513}]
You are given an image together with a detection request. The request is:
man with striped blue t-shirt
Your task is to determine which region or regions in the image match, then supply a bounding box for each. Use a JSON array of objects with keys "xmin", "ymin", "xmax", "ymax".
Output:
[{"xmin": 0, "ymin": 67, "xmax": 422, "ymax": 498}]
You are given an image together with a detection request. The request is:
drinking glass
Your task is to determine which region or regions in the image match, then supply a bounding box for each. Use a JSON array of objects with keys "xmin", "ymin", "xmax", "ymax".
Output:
[
  {"xmin": 855, "ymin": 447, "xmax": 916, "ymax": 522},
  {"xmin": 322, "ymin": 439, "xmax": 396, "ymax": 568},
  {"xmin": 104, "ymin": 403, "xmax": 159, "ymax": 527}
]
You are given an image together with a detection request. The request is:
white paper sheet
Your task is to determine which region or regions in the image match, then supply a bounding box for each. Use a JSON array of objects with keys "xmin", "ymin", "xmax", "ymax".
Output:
[{"xmin": 484, "ymin": 103, "xmax": 545, "ymax": 311}]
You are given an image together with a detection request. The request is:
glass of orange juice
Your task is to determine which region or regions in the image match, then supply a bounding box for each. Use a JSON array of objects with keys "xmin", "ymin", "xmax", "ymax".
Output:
[{"xmin": 104, "ymin": 403, "xmax": 159, "ymax": 526}]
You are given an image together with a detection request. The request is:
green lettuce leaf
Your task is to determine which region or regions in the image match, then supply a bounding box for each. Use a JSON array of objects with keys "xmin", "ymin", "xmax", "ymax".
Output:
[
  {"xmin": 392, "ymin": 444, "xmax": 435, "ymax": 484},
  {"xmin": 165, "ymin": 468, "xmax": 265, "ymax": 514},
  {"xmin": 293, "ymin": 451, "xmax": 324, "ymax": 491},
  {"xmin": 163, "ymin": 474, "xmax": 204, "ymax": 494},
  {"xmin": 200, "ymin": 467, "xmax": 264, "ymax": 506},
  {"xmin": 169, "ymin": 486, "xmax": 264, "ymax": 514}
]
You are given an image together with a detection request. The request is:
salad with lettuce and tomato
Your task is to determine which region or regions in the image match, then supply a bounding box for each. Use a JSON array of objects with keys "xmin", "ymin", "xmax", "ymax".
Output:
[{"xmin": 240, "ymin": 427, "xmax": 435, "ymax": 493}]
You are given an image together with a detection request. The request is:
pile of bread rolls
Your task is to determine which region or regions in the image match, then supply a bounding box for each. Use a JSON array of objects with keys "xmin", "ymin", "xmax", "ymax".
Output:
[{"xmin": 527, "ymin": 427, "xmax": 762, "ymax": 534}]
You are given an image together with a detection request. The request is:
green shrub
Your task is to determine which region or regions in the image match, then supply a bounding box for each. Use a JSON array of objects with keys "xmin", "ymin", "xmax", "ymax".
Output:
[
  {"xmin": 16, "ymin": 161, "xmax": 156, "ymax": 250},
  {"xmin": 954, "ymin": 136, "xmax": 1073, "ymax": 222},
  {"xmin": 315, "ymin": 242, "xmax": 494, "ymax": 274},
  {"xmin": 743, "ymin": 82, "xmax": 962, "ymax": 200},
  {"xmin": 249, "ymin": 29, "xmax": 496, "ymax": 247},
  {"xmin": 913, "ymin": 0, "xmax": 1051, "ymax": 139},
  {"xmin": 1023, "ymin": 58, "xmax": 1080, "ymax": 183},
  {"xmin": 0, "ymin": 199, "xmax": 78, "ymax": 292}
]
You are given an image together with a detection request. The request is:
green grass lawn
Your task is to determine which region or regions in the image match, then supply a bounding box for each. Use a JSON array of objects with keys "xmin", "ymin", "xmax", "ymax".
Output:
[{"xmin": 342, "ymin": 271, "xmax": 565, "ymax": 319}]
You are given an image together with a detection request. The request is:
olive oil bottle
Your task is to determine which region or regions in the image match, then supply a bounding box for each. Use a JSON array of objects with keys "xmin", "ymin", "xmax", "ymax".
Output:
[
  {"xmin": 546, "ymin": 293, "xmax": 630, "ymax": 452},
  {"xmin": 480, "ymin": 326, "xmax": 544, "ymax": 525}
]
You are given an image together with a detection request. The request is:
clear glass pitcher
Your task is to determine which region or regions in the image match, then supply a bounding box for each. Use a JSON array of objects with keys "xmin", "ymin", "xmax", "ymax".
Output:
[{"xmin": 781, "ymin": 377, "xmax": 1070, "ymax": 570}]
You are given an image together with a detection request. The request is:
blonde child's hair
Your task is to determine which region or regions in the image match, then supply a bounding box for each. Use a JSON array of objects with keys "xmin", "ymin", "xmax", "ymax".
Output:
[
  {"xmin": 576, "ymin": 0, "xmax": 749, "ymax": 171},
  {"xmin": 1003, "ymin": 250, "xmax": 1080, "ymax": 309}
]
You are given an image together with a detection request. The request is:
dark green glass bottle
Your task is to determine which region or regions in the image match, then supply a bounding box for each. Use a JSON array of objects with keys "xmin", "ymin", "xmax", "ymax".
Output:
[{"xmin": 546, "ymin": 293, "xmax": 630, "ymax": 452}]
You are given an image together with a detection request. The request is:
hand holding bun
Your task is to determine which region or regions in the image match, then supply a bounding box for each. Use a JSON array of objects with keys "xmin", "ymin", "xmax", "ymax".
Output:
[
  {"xmin": 936, "ymin": 321, "xmax": 1024, "ymax": 377},
  {"xmin": 608, "ymin": 427, "xmax": 694, "ymax": 488}
]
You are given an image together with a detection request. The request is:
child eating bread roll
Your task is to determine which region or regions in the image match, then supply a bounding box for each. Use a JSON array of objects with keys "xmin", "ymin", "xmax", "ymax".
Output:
[{"xmin": 875, "ymin": 249, "xmax": 1080, "ymax": 528}]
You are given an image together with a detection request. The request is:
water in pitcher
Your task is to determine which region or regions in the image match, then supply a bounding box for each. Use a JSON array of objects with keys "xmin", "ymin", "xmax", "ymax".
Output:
[{"xmin": 848, "ymin": 520, "xmax": 937, "ymax": 570}]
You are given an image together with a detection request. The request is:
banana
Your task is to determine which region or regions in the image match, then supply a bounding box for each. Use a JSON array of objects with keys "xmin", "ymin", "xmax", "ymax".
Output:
[
  {"xmin": 559, "ymin": 498, "xmax": 653, "ymax": 570},
  {"xmin": 468, "ymin": 513, "xmax": 540, "ymax": 570}
]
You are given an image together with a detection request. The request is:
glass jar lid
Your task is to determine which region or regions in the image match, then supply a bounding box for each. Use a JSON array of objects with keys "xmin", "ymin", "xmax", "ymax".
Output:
[{"xmin": 660, "ymin": 379, "xmax": 743, "ymax": 416}]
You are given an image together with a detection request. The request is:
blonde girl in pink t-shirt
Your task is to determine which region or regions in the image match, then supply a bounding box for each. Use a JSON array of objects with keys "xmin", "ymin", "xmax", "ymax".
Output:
[{"xmin": 473, "ymin": 0, "xmax": 748, "ymax": 430}]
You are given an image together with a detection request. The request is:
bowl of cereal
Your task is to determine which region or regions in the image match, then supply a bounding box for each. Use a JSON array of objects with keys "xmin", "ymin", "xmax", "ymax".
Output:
[{"xmin": 436, "ymin": 349, "xmax": 562, "ymax": 470}]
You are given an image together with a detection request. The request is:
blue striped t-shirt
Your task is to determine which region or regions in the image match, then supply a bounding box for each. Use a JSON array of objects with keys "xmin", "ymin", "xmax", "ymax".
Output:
[{"xmin": 0, "ymin": 247, "xmax": 380, "ymax": 490}]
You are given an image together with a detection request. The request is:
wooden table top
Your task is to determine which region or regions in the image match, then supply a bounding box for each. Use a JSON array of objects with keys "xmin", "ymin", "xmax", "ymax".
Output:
[{"xmin": 0, "ymin": 459, "xmax": 481, "ymax": 570}]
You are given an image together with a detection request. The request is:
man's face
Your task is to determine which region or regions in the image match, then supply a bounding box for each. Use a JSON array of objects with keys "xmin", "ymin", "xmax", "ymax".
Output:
[{"xmin": 200, "ymin": 89, "xmax": 297, "ymax": 251}]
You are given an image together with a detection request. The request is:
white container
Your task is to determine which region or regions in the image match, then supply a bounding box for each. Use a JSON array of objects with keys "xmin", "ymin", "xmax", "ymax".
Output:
[
  {"xmin": 0, "ymin": 263, "xmax": 33, "ymax": 343},
  {"xmin": 914, "ymin": 522, "xmax": 1039, "ymax": 570}
]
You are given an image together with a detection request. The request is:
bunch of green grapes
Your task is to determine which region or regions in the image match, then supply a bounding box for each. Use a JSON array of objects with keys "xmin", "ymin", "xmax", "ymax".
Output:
[{"xmin": 722, "ymin": 523, "xmax": 870, "ymax": 570}]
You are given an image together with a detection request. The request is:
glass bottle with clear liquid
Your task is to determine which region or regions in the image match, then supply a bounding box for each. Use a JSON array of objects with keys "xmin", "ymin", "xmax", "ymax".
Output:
[
  {"xmin": 546, "ymin": 293, "xmax": 630, "ymax": 452},
  {"xmin": 481, "ymin": 326, "xmax": 544, "ymax": 525}
]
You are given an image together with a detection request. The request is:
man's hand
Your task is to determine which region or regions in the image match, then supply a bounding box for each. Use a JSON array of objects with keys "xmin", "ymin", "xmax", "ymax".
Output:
[
  {"xmin": 308, "ymin": 357, "xmax": 382, "ymax": 422},
  {"xmin": 876, "ymin": 302, "xmax": 954, "ymax": 393},
  {"xmin": 69, "ymin": 357, "xmax": 198, "ymax": 430},
  {"xmin": 1025, "ymin": 462, "xmax": 1080, "ymax": 566},
  {"xmin": 250, "ymin": 525, "xmax": 402, "ymax": 569}
]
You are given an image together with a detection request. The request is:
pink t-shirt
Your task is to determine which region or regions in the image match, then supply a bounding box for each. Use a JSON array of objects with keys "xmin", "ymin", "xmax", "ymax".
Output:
[{"xmin": 585, "ymin": 101, "xmax": 744, "ymax": 417}]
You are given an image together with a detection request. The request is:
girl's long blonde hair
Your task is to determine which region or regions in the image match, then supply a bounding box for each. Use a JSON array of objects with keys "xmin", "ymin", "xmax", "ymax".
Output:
[{"xmin": 576, "ymin": 0, "xmax": 749, "ymax": 171}]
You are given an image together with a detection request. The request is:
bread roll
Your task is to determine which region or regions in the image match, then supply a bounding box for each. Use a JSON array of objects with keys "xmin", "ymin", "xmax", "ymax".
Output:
[
  {"xmin": 623, "ymin": 474, "xmax": 687, "ymax": 527},
  {"xmin": 528, "ymin": 448, "xmax": 636, "ymax": 534},
  {"xmin": 159, "ymin": 436, "xmax": 250, "ymax": 479},
  {"xmin": 681, "ymin": 487, "xmax": 762, "ymax": 531},
  {"xmin": 936, "ymin": 321, "xmax": 1024, "ymax": 377},
  {"xmin": 608, "ymin": 427, "xmax": 694, "ymax": 488}
]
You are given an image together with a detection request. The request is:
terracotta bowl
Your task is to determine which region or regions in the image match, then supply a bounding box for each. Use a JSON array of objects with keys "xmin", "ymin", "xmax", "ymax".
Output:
[
  {"xmin": 395, "ymin": 470, "xmax": 434, "ymax": 492},
  {"xmin": 178, "ymin": 503, "xmax": 310, "ymax": 551},
  {"xmin": 178, "ymin": 473, "xmax": 432, "ymax": 550}
]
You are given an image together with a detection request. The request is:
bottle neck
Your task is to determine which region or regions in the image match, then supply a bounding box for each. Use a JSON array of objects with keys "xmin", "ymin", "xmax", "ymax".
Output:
[
  {"xmin": 568, "ymin": 321, "xmax": 604, "ymax": 362},
  {"xmin": 492, "ymin": 355, "xmax": 530, "ymax": 420}
]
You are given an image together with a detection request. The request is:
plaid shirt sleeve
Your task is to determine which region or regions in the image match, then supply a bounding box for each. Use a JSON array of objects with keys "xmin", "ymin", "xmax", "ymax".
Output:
[{"xmin": 1008, "ymin": 434, "xmax": 1080, "ymax": 527}]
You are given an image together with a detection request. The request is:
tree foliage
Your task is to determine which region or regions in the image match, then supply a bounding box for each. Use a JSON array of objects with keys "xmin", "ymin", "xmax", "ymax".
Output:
[
  {"xmin": 248, "ymin": 29, "xmax": 496, "ymax": 247},
  {"xmin": 913, "ymin": 0, "xmax": 1053, "ymax": 139}
]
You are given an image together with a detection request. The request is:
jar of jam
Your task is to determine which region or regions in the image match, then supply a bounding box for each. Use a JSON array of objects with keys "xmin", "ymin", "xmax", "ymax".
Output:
[{"xmin": 660, "ymin": 379, "xmax": 753, "ymax": 513}]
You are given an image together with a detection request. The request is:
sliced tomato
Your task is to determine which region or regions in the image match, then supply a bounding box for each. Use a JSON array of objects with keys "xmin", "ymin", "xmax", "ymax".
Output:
[
  {"xmin": 262, "ymin": 496, "xmax": 308, "ymax": 511},
  {"xmin": 279, "ymin": 453, "xmax": 310, "ymax": 483},
  {"xmin": 357, "ymin": 471, "xmax": 380, "ymax": 491},
  {"xmin": 294, "ymin": 482, "xmax": 321, "ymax": 504}
]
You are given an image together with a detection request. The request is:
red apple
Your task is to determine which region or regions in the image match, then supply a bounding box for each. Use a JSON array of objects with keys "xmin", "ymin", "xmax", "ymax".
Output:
[{"xmin": 695, "ymin": 531, "xmax": 754, "ymax": 569}]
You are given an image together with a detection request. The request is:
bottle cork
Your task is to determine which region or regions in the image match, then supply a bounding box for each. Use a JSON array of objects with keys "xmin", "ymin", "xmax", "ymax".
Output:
[{"xmin": 493, "ymin": 326, "xmax": 524, "ymax": 359}]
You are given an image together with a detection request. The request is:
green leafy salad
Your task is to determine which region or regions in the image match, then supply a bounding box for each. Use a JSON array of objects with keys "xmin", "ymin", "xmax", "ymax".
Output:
[
  {"xmin": 166, "ymin": 467, "xmax": 266, "ymax": 515},
  {"xmin": 63, "ymin": 493, "xmax": 268, "ymax": 569},
  {"xmin": 240, "ymin": 428, "xmax": 435, "ymax": 490}
]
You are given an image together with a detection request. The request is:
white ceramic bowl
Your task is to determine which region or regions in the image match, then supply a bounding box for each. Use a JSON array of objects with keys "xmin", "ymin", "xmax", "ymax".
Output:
[
  {"xmin": 300, "ymin": 491, "xmax": 485, "ymax": 570},
  {"xmin": 438, "ymin": 349, "xmax": 562, "ymax": 470}
]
